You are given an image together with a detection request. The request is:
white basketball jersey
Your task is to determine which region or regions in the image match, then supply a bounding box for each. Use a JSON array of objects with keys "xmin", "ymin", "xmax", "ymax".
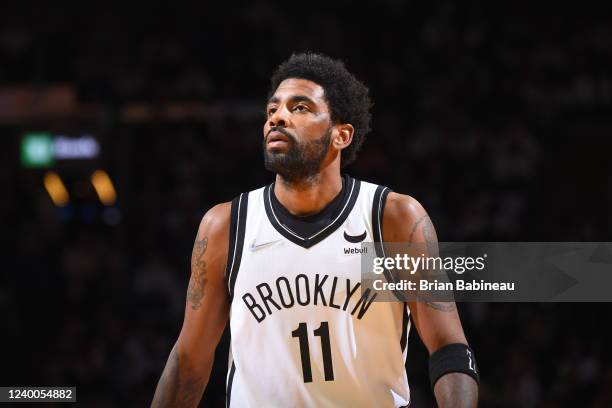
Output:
[{"xmin": 224, "ymin": 176, "xmax": 411, "ymax": 407}]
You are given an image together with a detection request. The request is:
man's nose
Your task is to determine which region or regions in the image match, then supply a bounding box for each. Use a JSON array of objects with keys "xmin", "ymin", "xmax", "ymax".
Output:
[{"xmin": 268, "ymin": 107, "xmax": 288, "ymax": 128}]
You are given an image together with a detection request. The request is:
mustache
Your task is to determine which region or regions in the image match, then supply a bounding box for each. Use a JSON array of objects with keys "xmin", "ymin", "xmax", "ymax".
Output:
[{"xmin": 266, "ymin": 126, "xmax": 296, "ymax": 142}]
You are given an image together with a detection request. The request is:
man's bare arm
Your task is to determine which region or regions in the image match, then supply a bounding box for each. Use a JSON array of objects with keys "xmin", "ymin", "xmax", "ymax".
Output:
[
  {"xmin": 151, "ymin": 202, "xmax": 231, "ymax": 408},
  {"xmin": 434, "ymin": 372, "xmax": 479, "ymax": 407},
  {"xmin": 383, "ymin": 193, "xmax": 478, "ymax": 408}
]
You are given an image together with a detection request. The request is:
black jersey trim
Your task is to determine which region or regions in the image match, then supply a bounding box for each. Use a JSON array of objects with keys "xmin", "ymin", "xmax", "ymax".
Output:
[
  {"xmin": 372, "ymin": 185, "xmax": 391, "ymax": 254},
  {"xmin": 263, "ymin": 176, "xmax": 361, "ymax": 249},
  {"xmin": 224, "ymin": 196, "xmax": 239, "ymax": 282},
  {"xmin": 371, "ymin": 186, "xmax": 407, "ymax": 303},
  {"xmin": 225, "ymin": 192, "xmax": 249, "ymax": 300},
  {"xmin": 226, "ymin": 361, "xmax": 236, "ymax": 408},
  {"xmin": 400, "ymin": 304, "xmax": 409, "ymax": 353}
]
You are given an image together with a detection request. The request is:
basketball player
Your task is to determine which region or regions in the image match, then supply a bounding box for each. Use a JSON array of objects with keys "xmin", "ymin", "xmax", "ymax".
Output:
[{"xmin": 152, "ymin": 53, "xmax": 479, "ymax": 407}]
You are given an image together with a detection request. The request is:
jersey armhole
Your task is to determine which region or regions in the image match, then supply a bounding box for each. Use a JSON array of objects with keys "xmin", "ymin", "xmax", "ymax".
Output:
[
  {"xmin": 371, "ymin": 185, "xmax": 392, "ymax": 253},
  {"xmin": 372, "ymin": 186, "xmax": 409, "ymax": 307},
  {"xmin": 224, "ymin": 192, "xmax": 249, "ymax": 300}
]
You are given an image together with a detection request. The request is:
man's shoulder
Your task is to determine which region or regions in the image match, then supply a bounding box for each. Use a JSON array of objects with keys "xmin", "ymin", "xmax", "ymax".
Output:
[
  {"xmin": 206, "ymin": 201, "xmax": 232, "ymax": 220},
  {"xmin": 384, "ymin": 192, "xmax": 427, "ymax": 222},
  {"xmin": 197, "ymin": 202, "xmax": 232, "ymax": 239},
  {"xmin": 381, "ymin": 191, "xmax": 435, "ymax": 242}
]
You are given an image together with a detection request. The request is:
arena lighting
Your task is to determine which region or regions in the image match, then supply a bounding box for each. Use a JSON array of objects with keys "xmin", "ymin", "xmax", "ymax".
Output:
[
  {"xmin": 54, "ymin": 135, "xmax": 100, "ymax": 160},
  {"xmin": 20, "ymin": 133, "xmax": 100, "ymax": 167},
  {"xmin": 21, "ymin": 133, "xmax": 54, "ymax": 167},
  {"xmin": 43, "ymin": 171, "xmax": 69, "ymax": 206},
  {"xmin": 91, "ymin": 170, "xmax": 117, "ymax": 205}
]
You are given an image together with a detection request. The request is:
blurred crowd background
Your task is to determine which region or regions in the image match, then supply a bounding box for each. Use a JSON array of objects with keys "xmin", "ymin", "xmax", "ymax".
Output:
[{"xmin": 1, "ymin": 2, "xmax": 611, "ymax": 407}]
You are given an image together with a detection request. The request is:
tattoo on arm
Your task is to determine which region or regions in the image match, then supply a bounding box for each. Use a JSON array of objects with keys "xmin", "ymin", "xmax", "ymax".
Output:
[
  {"xmin": 419, "ymin": 296, "xmax": 457, "ymax": 312},
  {"xmin": 415, "ymin": 214, "xmax": 457, "ymax": 312},
  {"xmin": 423, "ymin": 300, "xmax": 457, "ymax": 312},
  {"xmin": 408, "ymin": 214, "xmax": 429, "ymax": 243},
  {"xmin": 188, "ymin": 236, "xmax": 208, "ymax": 310}
]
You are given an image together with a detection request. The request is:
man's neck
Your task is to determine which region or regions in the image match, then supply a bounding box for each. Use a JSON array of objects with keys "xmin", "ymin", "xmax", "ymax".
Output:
[{"xmin": 274, "ymin": 170, "xmax": 343, "ymax": 217}]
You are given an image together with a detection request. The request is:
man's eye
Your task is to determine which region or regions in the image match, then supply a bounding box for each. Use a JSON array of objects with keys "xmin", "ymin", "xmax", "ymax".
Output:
[
  {"xmin": 267, "ymin": 108, "xmax": 277, "ymax": 116},
  {"xmin": 294, "ymin": 105, "xmax": 308, "ymax": 112}
]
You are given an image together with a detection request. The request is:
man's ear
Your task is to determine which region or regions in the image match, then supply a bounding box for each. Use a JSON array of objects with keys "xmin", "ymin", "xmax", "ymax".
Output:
[{"xmin": 332, "ymin": 124, "xmax": 354, "ymax": 151}]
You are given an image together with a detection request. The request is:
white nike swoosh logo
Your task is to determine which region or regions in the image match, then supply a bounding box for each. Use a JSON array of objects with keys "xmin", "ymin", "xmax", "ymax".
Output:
[{"xmin": 249, "ymin": 239, "xmax": 281, "ymax": 251}]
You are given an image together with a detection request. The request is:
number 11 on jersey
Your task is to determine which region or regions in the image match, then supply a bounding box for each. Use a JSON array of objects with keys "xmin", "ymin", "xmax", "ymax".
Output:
[{"xmin": 291, "ymin": 322, "xmax": 335, "ymax": 383}]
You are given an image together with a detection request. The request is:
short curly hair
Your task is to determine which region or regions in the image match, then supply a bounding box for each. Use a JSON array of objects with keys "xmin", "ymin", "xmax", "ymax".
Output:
[{"xmin": 269, "ymin": 53, "xmax": 372, "ymax": 168}]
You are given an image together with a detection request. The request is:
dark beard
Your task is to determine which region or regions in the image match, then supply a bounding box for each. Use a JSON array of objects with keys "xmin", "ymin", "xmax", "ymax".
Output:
[{"xmin": 263, "ymin": 127, "xmax": 333, "ymax": 184}]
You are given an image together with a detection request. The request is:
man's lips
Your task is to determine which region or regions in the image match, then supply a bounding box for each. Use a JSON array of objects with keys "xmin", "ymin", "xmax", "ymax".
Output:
[
  {"xmin": 266, "ymin": 129, "xmax": 292, "ymax": 148},
  {"xmin": 267, "ymin": 131, "xmax": 290, "ymax": 143}
]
